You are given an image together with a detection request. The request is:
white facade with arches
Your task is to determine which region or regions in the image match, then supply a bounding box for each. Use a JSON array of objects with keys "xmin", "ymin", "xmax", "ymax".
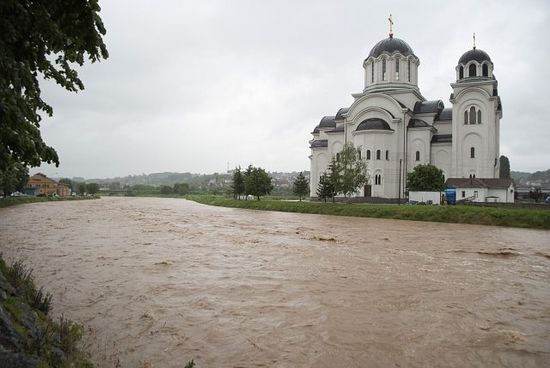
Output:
[{"xmin": 309, "ymin": 33, "xmax": 502, "ymax": 199}]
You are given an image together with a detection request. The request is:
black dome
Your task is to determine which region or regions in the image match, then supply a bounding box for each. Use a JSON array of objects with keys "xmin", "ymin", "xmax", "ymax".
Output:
[
  {"xmin": 356, "ymin": 118, "xmax": 392, "ymax": 131},
  {"xmin": 368, "ymin": 37, "xmax": 415, "ymax": 58},
  {"xmin": 458, "ymin": 48, "xmax": 492, "ymax": 64}
]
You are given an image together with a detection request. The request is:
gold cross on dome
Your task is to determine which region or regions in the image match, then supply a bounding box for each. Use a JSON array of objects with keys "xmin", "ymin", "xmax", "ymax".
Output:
[
  {"xmin": 473, "ymin": 32, "xmax": 476, "ymax": 49},
  {"xmin": 389, "ymin": 14, "xmax": 394, "ymax": 38}
]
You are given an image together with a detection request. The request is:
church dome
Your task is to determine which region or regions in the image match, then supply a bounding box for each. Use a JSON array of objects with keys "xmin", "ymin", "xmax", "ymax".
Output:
[
  {"xmin": 368, "ymin": 37, "xmax": 415, "ymax": 58},
  {"xmin": 356, "ymin": 118, "xmax": 392, "ymax": 131},
  {"xmin": 458, "ymin": 48, "xmax": 492, "ymax": 64}
]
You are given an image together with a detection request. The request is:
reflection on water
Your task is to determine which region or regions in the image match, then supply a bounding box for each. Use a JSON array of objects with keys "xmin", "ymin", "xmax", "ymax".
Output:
[{"xmin": 1, "ymin": 197, "xmax": 549, "ymax": 367}]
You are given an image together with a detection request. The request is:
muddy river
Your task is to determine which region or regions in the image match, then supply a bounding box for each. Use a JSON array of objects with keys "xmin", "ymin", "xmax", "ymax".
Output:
[{"xmin": 0, "ymin": 197, "xmax": 549, "ymax": 367}]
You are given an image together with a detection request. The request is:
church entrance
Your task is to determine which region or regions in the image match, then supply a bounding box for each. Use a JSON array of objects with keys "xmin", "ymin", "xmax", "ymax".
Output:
[{"xmin": 364, "ymin": 185, "xmax": 372, "ymax": 197}]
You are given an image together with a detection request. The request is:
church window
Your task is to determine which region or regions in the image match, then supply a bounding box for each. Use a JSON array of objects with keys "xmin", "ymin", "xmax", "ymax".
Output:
[
  {"xmin": 470, "ymin": 107, "xmax": 476, "ymax": 124},
  {"xmin": 477, "ymin": 110, "xmax": 482, "ymax": 124},
  {"xmin": 395, "ymin": 59, "xmax": 400, "ymax": 80},
  {"xmin": 366, "ymin": 150, "xmax": 371, "ymax": 160},
  {"xmin": 382, "ymin": 59, "xmax": 387, "ymax": 81},
  {"xmin": 459, "ymin": 66, "xmax": 464, "ymax": 79},
  {"xmin": 464, "ymin": 110, "xmax": 468, "ymax": 124},
  {"xmin": 374, "ymin": 174, "xmax": 382, "ymax": 185},
  {"xmin": 371, "ymin": 62, "xmax": 374, "ymax": 83},
  {"xmin": 470, "ymin": 147, "xmax": 475, "ymax": 158},
  {"xmin": 376, "ymin": 149, "xmax": 381, "ymax": 160},
  {"xmin": 386, "ymin": 150, "xmax": 389, "ymax": 160},
  {"xmin": 336, "ymin": 153, "xmax": 340, "ymax": 161},
  {"xmin": 482, "ymin": 64, "xmax": 488, "ymax": 77},
  {"xmin": 415, "ymin": 151, "xmax": 420, "ymax": 161},
  {"xmin": 408, "ymin": 59, "xmax": 411, "ymax": 82},
  {"xmin": 469, "ymin": 63, "xmax": 477, "ymax": 77},
  {"xmin": 358, "ymin": 149, "xmax": 362, "ymax": 160}
]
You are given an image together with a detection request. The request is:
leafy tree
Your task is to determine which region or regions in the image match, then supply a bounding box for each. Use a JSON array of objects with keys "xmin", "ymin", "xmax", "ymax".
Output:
[
  {"xmin": 58, "ymin": 178, "xmax": 74, "ymax": 191},
  {"xmin": 327, "ymin": 157, "xmax": 342, "ymax": 198},
  {"xmin": 316, "ymin": 172, "xmax": 336, "ymax": 203},
  {"xmin": 243, "ymin": 165, "xmax": 273, "ymax": 200},
  {"xmin": 86, "ymin": 182, "xmax": 100, "ymax": 195},
  {"xmin": 173, "ymin": 183, "xmax": 190, "ymax": 196},
  {"xmin": 0, "ymin": 159, "xmax": 28, "ymax": 197},
  {"xmin": 331, "ymin": 143, "xmax": 369, "ymax": 197},
  {"xmin": 292, "ymin": 172, "xmax": 309, "ymax": 201},
  {"xmin": 160, "ymin": 185, "xmax": 173, "ymax": 195},
  {"xmin": 0, "ymin": 0, "xmax": 109, "ymax": 171},
  {"xmin": 231, "ymin": 167, "xmax": 245, "ymax": 199},
  {"xmin": 407, "ymin": 164, "xmax": 445, "ymax": 192},
  {"xmin": 499, "ymin": 155, "xmax": 511, "ymax": 179},
  {"xmin": 76, "ymin": 182, "xmax": 87, "ymax": 195}
]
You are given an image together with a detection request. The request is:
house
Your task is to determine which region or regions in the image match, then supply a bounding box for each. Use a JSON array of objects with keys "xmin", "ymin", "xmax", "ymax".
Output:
[
  {"xmin": 24, "ymin": 173, "xmax": 71, "ymax": 197},
  {"xmin": 446, "ymin": 178, "xmax": 514, "ymax": 203},
  {"xmin": 310, "ymin": 19, "xmax": 502, "ymax": 199}
]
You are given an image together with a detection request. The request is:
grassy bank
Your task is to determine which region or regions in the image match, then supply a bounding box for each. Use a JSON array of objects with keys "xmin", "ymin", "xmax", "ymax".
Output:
[
  {"xmin": 185, "ymin": 195, "xmax": 550, "ymax": 230},
  {"xmin": 0, "ymin": 255, "xmax": 93, "ymax": 367},
  {"xmin": 0, "ymin": 195, "xmax": 99, "ymax": 209}
]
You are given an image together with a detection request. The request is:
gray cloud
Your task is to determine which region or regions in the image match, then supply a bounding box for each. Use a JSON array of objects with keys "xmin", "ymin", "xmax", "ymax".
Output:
[{"xmin": 36, "ymin": 0, "xmax": 550, "ymax": 178}]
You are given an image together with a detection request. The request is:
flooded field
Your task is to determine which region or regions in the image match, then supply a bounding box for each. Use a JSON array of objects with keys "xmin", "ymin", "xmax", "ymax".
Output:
[{"xmin": 0, "ymin": 197, "xmax": 549, "ymax": 367}]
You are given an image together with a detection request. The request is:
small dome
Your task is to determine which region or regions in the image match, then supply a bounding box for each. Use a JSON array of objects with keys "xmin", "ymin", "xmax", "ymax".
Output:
[
  {"xmin": 368, "ymin": 37, "xmax": 415, "ymax": 58},
  {"xmin": 319, "ymin": 116, "xmax": 336, "ymax": 128},
  {"xmin": 356, "ymin": 118, "xmax": 392, "ymax": 131},
  {"xmin": 458, "ymin": 48, "xmax": 492, "ymax": 64}
]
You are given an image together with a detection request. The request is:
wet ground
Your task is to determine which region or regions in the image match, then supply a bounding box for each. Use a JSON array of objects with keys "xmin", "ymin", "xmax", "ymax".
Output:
[{"xmin": 0, "ymin": 197, "xmax": 549, "ymax": 367}]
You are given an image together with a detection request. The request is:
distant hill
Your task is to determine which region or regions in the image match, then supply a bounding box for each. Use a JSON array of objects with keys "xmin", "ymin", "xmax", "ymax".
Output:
[{"xmin": 511, "ymin": 169, "xmax": 550, "ymax": 187}]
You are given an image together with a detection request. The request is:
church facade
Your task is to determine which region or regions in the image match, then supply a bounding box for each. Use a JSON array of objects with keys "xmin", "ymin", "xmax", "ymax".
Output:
[{"xmin": 309, "ymin": 31, "xmax": 502, "ymax": 199}]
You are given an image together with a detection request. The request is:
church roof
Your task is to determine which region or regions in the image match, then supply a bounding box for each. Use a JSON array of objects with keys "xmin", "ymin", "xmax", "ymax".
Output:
[
  {"xmin": 414, "ymin": 100, "xmax": 444, "ymax": 114},
  {"xmin": 335, "ymin": 107, "xmax": 349, "ymax": 120},
  {"xmin": 437, "ymin": 108, "xmax": 453, "ymax": 121},
  {"xmin": 368, "ymin": 37, "xmax": 416, "ymax": 58},
  {"xmin": 319, "ymin": 116, "xmax": 336, "ymax": 128},
  {"xmin": 431, "ymin": 134, "xmax": 452, "ymax": 143},
  {"xmin": 408, "ymin": 119, "xmax": 430, "ymax": 128},
  {"xmin": 458, "ymin": 48, "xmax": 492, "ymax": 64},
  {"xmin": 446, "ymin": 178, "xmax": 512, "ymax": 189},
  {"xmin": 310, "ymin": 139, "xmax": 328, "ymax": 148},
  {"xmin": 356, "ymin": 118, "xmax": 393, "ymax": 131}
]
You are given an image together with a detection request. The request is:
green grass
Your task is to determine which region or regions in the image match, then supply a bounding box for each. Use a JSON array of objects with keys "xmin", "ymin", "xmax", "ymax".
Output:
[
  {"xmin": 0, "ymin": 195, "xmax": 99, "ymax": 208},
  {"xmin": 185, "ymin": 195, "xmax": 550, "ymax": 230}
]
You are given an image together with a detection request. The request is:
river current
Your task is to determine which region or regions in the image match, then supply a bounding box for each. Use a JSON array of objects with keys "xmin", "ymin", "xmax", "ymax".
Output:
[{"xmin": 0, "ymin": 197, "xmax": 549, "ymax": 367}]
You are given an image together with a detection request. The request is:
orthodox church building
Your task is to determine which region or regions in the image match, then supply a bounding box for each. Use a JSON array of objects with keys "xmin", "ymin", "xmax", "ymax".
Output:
[{"xmin": 309, "ymin": 26, "xmax": 502, "ymax": 199}]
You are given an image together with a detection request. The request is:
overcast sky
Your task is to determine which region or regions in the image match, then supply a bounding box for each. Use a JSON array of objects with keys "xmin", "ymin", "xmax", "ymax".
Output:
[{"xmin": 35, "ymin": 0, "xmax": 550, "ymax": 179}]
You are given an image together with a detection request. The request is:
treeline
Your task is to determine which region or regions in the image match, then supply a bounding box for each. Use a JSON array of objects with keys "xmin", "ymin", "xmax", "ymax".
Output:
[{"xmin": 58, "ymin": 178, "xmax": 100, "ymax": 195}]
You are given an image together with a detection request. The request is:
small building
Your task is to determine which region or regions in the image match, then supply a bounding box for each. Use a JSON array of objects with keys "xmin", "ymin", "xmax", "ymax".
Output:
[
  {"xmin": 446, "ymin": 178, "xmax": 514, "ymax": 203},
  {"xmin": 24, "ymin": 173, "xmax": 70, "ymax": 197}
]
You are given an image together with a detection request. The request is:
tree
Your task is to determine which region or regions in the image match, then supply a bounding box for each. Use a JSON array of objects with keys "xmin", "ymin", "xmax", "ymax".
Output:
[
  {"xmin": 76, "ymin": 182, "xmax": 87, "ymax": 195},
  {"xmin": 58, "ymin": 178, "xmax": 74, "ymax": 191},
  {"xmin": 327, "ymin": 157, "xmax": 342, "ymax": 199},
  {"xmin": 407, "ymin": 164, "xmax": 445, "ymax": 192},
  {"xmin": 292, "ymin": 172, "xmax": 309, "ymax": 201},
  {"xmin": 332, "ymin": 143, "xmax": 369, "ymax": 197},
  {"xmin": 499, "ymin": 155, "xmax": 511, "ymax": 179},
  {"xmin": 0, "ymin": 159, "xmax": 28, "ymax": 197},
  {"xmin": 86, "ymin": 182, "xmax": 100, "ymax": 195},
  {"xmin": 231, "ymin": 167, "xmax": 245, "ymax": 199},
  {"xmin": 316, "ymin": 172, "xmax": 336, "ymax": 203},
  {"xmin": 160, "ymin": 185, "xmax": 173, "ymax": 195},
  {"xmin": 0, "ymin": 0, "xmax": 109, "ymax": 171},
  {"xmin": 243, "ymin": 165, "xmax": 273, "ymax": 200},
  {"xmin": 173, "ymin": 183, "xmax": 190, "ymax": 196}
]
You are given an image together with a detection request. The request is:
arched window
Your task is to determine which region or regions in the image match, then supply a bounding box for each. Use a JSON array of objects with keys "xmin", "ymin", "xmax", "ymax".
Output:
[
  {"xmin": 415, "ymin": 151, "xmax": 420, "ymax": 161},
  {"xmin": 357, "ymin": 149, "xmax": 362, "ymax": 160},
  {"xmin": 395, "ymin": 58, "xmax": 400, "ymax": 80},
  {"xmin": 382, "ymin": 59, "xmax": 387, "ymax": 81},
  {"xmin": 408, "ymin": 59, "xmax": 411, "ymax": 82},
  {"xmin": 376, "ymin": 150, "xmax": 381, "ymax": 160},
  {"xmin": 482, "ymin": 64, "xmax": 488, "ymax": 77},
  {"xmin": 459, "ymin": 66, "xmax": 464, "ymax": 79},
  {"xmin": 336, "ymin": 153, "xmax": 340, "ymax": 161},
  {"xmin": 470, "ymin": 147, "xmax": 475, "ymax": 158},
  {"xmin": 470, "ymin": 106, "xmax": 476, "ymax": 124},
  {"xmin": 366, "ymin": 150, "xmax": 371, "ymax": 160},
  {"xmin": 464, "ymin": 110, "xmax": 468, "ymax": 124},
  {"xmin": 374, "ymin": 174, "xmax": 382, "ymax": 185},
  {"xmin": 477, "ymin": 110, "xmax": 482, "ymax": 124},
  {"xmin": 386, "ymin": 150, "xmax": 389, "ymax": 160},
  {"xmin": 371, "ymin": 62, "xmax": 374, "ymax": 83},
  {"xmin": 469, "ymin": 63, "xmax": 477, "ymax": 77}
]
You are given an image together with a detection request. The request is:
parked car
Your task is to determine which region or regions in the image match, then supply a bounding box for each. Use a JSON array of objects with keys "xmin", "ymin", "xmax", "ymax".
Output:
[{"xmin": 545, "ymin": 196, "xmax": 550, "ymax": 204}]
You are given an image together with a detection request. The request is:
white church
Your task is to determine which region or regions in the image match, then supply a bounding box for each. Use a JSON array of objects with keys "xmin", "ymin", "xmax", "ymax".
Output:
[{"xmin": 309, "ymin": 25, "xmax": 503, "ymax": 200}]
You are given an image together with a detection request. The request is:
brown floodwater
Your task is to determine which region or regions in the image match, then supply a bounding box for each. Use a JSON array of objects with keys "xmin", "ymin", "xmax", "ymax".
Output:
[{"xmin": 0, "ymin": 197, "xmax": 549, "ymax": 367}]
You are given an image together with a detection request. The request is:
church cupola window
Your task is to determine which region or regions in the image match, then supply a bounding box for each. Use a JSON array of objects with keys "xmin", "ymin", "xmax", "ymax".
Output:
[
  {"xmin": 469, "ymin": 106, "xmax": 476, "ymax": 124},
  {"xmin": 415, "ymin": 151, "xmax": 420, "ymax": 161},
  {"xmin": 482, "ymin": 64, "xmax": 489, "ymax": 77},
  {"xmin": 395, "ymin": 58, "xmax": 400, "ymax": 80},
  {"xmin": 358, "ymin": 148, "xmax": 362, "ymax": 160},
  {"xmin": 464, "ymin": 110, "xmax": 468, "ymax": 124},
  {"xmin": 469, "ymin": 63, "xmax": 477, "ymax": 77},
  {"xmin": 366, "ymin": 150, "xmax": 371, "ymax": 160},
  {"xmin": 386, "ymin": 150, "xmax": 389, "ymax": 160},
  {"xmin": 382, "ymin": 59, "xmax": 387, "ymax": 81},
  {"xmin": 371, "ymin": 62, "xmax": 374, "ymax": 83},
  {"xmin": 477, "ymin": 110, "xmax": 482, "ymax": 124},
  {"xmin": 459, "ymin": 66, "xmax": 464, "ymax": 79},
  {"xmin": 408, "ymin": 59, "xmax": 411, "ymax": 82},
  {"xmin": 470, "ymin": 147, "xmax": 475, "ymax": 158},
  {"xmin": 376, "ymin": 149, "xmax": 381, "ymax": 160}
]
